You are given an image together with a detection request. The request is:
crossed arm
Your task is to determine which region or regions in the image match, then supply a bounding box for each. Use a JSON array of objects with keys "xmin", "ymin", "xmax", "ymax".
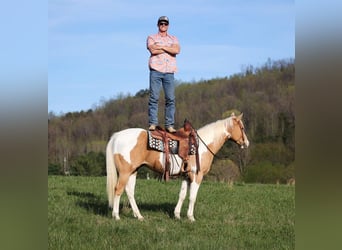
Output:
[{"xmin": 148, "ymin": 43, "xmax": 180, "ymax": 56}]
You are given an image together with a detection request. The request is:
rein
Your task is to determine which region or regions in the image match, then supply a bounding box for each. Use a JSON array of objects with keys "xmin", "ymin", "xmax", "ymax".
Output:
[
  {"xmin": 168, "ymin": 117, "xmax": 246, "ymax": 176},
  {"xmin": 191, "ymin": 117, "xmax": 246, "ymax": 157},
  {"xmin": 184, "ymin": 120, "xmax": 215, "ymax": 157},
  {"xmin": 195, "ymin": 131, "xmax": 216, "ymax": 156}
]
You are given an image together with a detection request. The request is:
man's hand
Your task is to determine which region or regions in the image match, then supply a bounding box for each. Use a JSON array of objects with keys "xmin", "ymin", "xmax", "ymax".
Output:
[
  {"xmin": 161, "ymin": 44, "xmax": 180, "ymax": 56},
  {"xmin": 148, "ymin": 44, "xmax": 164, "ymax": 55}
]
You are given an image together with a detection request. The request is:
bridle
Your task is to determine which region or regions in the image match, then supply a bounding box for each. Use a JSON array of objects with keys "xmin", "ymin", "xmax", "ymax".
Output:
[{"xmin": 235, "ymin": 119, "xmax": 247, "ymax": 148}]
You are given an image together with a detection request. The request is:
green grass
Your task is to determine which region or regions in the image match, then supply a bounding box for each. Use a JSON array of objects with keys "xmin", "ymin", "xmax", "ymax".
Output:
[{"xmin": 48, "ymin": 176, "xmax": 295, "ymax": 249}]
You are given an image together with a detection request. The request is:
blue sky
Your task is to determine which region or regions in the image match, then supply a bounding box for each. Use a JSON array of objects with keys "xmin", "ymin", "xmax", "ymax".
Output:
[{"xmin": 48, "ymin": 0, "xmax": 294, "ymax": 114}]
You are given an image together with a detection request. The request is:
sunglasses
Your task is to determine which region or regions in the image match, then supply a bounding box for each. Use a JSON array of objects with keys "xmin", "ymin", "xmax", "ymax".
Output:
[{"xmin": 159, "ymin": 22, "xmax": 169, "ymax": 26}]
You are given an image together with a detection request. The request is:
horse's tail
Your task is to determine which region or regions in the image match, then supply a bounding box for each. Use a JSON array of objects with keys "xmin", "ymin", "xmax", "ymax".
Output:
[{"xmin": 106, "ymin": 134, "xmax": 118, "ymax": 208}]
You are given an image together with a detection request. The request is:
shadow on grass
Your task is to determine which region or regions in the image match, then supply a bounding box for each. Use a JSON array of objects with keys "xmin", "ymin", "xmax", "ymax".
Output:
[
  {"xmin": 67, "ymin": 191, "xmax": 109, "ymax": 217},
  {"xmin": 138, "ymin": 202, "xmax": 175, "ymax": 218},
  {"xmin": 67, "ymin": 190, "xmax": 175, "ymax": 218}
]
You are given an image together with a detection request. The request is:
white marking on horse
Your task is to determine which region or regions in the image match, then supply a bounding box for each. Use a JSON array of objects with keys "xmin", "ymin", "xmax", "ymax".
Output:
[{"xmin": 111, "ymin": 128, "xmax": 143, "ymax": 164}]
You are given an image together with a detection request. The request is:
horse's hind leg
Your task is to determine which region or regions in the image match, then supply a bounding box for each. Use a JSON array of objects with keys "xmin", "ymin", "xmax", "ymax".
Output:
[
  {"xmin": 174, "ymin": 179, "xmax": 189, "ymax": 219},
  {"xmin": 125, "ymin": 173, "xmax": 144, "ymax": 220},
  {"xmin": 112, "ymin": 194, "xmax": 121, "ymax": 220},
  {"xmin": 112, "ymin": 173, "xmax": 130, "ymax": 220}
]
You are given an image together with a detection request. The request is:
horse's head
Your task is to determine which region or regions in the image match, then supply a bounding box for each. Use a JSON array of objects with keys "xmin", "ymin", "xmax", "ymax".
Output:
[{"xmin": 226, "ymin": 113, "xmax": 250, "ymax": 149}]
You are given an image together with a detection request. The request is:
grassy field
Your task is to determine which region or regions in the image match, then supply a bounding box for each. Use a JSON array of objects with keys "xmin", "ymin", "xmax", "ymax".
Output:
[{"xmin": 48, "ymin": 176, "xmax": 295, "ymax": 249}]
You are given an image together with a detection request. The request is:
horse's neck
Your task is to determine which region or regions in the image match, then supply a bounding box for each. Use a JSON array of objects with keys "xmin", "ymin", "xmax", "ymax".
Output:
[{"xmin": 197, "ymin": 119, "xmax": 228, "ymax": 154}]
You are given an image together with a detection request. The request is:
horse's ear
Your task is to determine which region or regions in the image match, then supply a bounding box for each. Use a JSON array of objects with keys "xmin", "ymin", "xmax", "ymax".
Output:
[
  {"xmin": 237, "ymin": 113, "xmax": 243, "ymax": 121},
  {"xmin": 230, "ymin": 112, "xmax": 235, "ymax": 117}
]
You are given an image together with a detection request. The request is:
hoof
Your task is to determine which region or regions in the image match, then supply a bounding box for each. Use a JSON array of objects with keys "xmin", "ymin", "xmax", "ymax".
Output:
[
  {"xmin": 133, "ymin": 212, "xmax": 144, "ymax": 221},
  {"xmin": 112, "ymin": 213, "xmax": 120, "ymax": 220},
  {"xmin": 187, "ymin": 216, "xmax": 196, "ymax": 222},
  {"xmin": 174, "ymin": 213, "xmax": 181, "ymax": 220}
]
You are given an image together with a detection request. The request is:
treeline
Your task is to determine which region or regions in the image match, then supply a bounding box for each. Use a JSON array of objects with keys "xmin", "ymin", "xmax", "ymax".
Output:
[{"xmin": 48, "ymin": 58, "xmax": 295, "ymax": 183}]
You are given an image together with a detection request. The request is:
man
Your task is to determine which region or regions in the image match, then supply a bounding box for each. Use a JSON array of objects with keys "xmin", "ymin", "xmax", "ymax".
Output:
[{"xmin": 147, "ymin": 16, "xmax": 180, "ymax": 133}]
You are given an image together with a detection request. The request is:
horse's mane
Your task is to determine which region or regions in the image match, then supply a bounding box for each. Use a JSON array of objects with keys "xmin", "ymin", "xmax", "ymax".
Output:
[
  {"xmin": 197, "ymin": 117, "xmax": 231, "ymax": 140},
  {"xmin": 198, "ymin": 117, "xmax": 231, "ymax": 132}
]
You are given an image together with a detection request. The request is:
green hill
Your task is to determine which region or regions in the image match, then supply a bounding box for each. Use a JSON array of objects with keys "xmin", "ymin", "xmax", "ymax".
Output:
[{"xmin": 48, "ymin": 58, "xmax": 295, "ymax": 183}]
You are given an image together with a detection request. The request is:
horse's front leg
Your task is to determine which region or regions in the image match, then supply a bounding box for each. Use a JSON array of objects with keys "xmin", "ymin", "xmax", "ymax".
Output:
[
  {"xmin": 125, "ymin": 173, "xmax": 144, "ymax": 220},
  {"xmin": 187, "ymin": 181, "xmax": 199, "ymax": 222},
  {"xmin": 174, "ymin": 179, "xmax": 189, "ymax": 219},
  {"xmin": 187, "ymin": 174, "xmax": 202, "ymax": 222}
]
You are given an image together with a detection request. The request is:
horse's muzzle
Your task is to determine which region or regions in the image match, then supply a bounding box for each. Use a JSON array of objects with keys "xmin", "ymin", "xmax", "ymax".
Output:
[
  {"xmin": 245, "ymin": 139, "xmax": 250, "ymax": 148},
  {"xmin": 240, "ymin": 139, "xmax": 249, "ymax": 149}
]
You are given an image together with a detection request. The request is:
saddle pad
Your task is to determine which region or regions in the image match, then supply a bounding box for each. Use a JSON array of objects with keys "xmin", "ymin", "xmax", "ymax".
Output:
[
  {"xmin": 148, "ymin": 131, "xmax": 178, "ymax": 154},
  {"xmin": 147, "ymin": 131, "xmax": 198, "ymax": 155}
]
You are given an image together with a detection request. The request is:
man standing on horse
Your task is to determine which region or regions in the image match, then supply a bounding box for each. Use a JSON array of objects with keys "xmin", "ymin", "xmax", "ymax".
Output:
[{"xmin": 147, "ymin": 16, "xmax": 180, "ymax": 133}]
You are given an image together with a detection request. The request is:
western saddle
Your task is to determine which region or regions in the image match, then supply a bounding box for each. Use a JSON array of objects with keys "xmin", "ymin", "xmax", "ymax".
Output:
[{"xmin": 148, "ymin": 119, "xmax": 200, "ymax": 181}]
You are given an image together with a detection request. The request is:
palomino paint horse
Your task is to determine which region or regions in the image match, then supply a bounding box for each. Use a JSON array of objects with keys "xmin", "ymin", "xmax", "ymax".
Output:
[{"xmin": 106, "ymin": 113, "xmax": 249, "ymax": 221}]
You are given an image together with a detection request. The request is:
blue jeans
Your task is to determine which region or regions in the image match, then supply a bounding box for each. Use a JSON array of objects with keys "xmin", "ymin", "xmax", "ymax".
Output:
[{"xmin": 148, "ymin": 70, "xmax": 175, "ymax": 127}]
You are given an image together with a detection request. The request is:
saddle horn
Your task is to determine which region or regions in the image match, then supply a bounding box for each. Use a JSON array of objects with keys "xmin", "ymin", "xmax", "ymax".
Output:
[{"xmin": 183, "ymin": 118, "xmax": 192, "ymax": 132}]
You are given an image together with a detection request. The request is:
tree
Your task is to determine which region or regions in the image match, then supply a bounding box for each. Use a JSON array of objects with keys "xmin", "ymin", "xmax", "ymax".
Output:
[
  {"xmin": 70, "ymin": 151, "xmax": 105, "ymax": 176},
  {"xmin": 48, "ymin": 58, "xmax": 295, "ymax": 183}
]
